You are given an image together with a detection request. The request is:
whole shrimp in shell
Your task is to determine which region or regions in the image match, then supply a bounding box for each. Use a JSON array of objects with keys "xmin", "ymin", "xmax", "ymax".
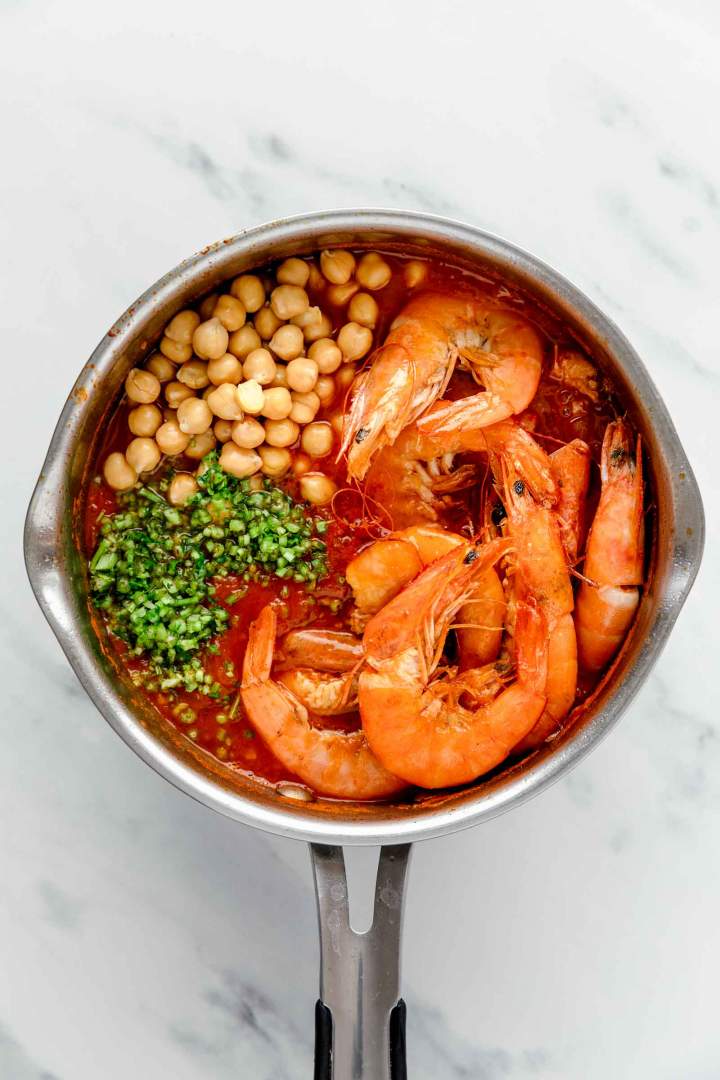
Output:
[
  {"xmin": 497, "ymin": 460, "xmax": 578, "ymax": 752},
  {"xmin": 340, "ymin": 292, "xmax": 544, "ymax": 479},
  {"xmin": 346, "ymin": 524, "xmax": 506, "ymax": 668},
  {"xmin": 358, "ymin": 539, "xmax": 548, "ymax": 789},
  {"xmin": 576, "ymin": 419, "xmax": 644, "ymax": 672},
  {"xmin": 241, "ymin": 607, "xmax": 405, "ymax": 800}
]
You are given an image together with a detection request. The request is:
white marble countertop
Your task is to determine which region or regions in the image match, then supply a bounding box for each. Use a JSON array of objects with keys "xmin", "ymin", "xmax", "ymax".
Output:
[{"xmin": 1, "ymin": 1, "xmax": 718, "ymax": 1076}]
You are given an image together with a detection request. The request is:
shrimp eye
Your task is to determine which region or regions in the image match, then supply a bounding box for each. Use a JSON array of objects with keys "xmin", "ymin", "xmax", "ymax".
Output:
[
  {"xmin": 491, "ymin": 502, "xmax": 506, "ymax": 525},
  {"xmin": 355, "ymin": 428, "xmax": 370, "ymax": 444},
  {"xmin": 463, "ymin": 548, "xmax": 479, "ymax": 564},
  {"xmin": 513, "ymin": 480, "xmax": 525, "ymax": 495}
]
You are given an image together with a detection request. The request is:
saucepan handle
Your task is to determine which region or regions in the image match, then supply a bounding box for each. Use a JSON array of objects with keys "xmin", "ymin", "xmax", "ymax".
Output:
[{"xmin": 310, "ymin": 843, "xmax": 412, "ymax": 1080}]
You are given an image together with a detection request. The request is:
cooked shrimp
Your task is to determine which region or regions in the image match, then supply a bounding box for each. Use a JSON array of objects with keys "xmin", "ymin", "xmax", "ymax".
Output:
[
  {"xmin": 499, "ymin": 460, "xmax": 578, "ymax": 751},
  {"xmin": 549, "ymin": 439, "xmax": 591, "ymax": 563},
  {"xmin": 550, "ymin": 346, "xmax": 601, "ymax": 402},
  {"xmin": 241, "ymin": 606, "xmax": 405, "ymax": 799},
  {"xmin": 359, "ymin": 542, "xmax": 547, "ymax": 788},
  {"xmin": 341, "ymin": 292, "xmax": 543, "ymax": 479},
  {"xmin": 414, "ymin": 303, "xmax": 543, "ymax": 441},
  {"xmin": 346, "ymin": 524, "xmax": 505, "ymax": 669},
  {"xmin": 575, "ymin": 419, "xmax": 644, "ymax": 672},
  {"xmin": 394, "ymin": 525, "xmax": 505, "ymax": 668}
]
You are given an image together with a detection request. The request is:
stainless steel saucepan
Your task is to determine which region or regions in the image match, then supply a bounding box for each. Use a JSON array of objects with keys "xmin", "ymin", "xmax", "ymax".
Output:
[{"xmin": 24, "ymin": 210, "xmax": 704, "ymax": 1079}]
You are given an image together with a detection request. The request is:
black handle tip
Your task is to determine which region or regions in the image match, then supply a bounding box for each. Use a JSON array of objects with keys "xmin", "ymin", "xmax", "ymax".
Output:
[{"xmin": 314, "ymin": 999, "xmax": 333, "ymax": 1080}]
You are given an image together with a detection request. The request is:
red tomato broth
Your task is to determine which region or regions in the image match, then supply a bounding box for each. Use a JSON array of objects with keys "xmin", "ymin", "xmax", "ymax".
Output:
[{"xmin": 84, "ymin": 249, "xmax": 637, "ymax": 794}]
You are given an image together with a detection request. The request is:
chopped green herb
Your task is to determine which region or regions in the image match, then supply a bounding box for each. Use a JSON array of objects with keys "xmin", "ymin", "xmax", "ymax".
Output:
[{"xmin": 89, "ymin": 453, "xmax": 328, "ymax": 694}]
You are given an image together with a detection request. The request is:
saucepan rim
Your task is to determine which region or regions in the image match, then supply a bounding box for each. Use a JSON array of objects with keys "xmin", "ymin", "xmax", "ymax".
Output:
[{"xmin": 24, "ymin": 208, "xmax": 705, "ymax": 844}]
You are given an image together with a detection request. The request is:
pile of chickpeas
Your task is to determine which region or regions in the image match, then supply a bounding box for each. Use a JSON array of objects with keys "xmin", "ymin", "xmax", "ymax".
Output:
[{"xmin": 102, "ymin": 250, "xmax": 422, "ymax": 509}]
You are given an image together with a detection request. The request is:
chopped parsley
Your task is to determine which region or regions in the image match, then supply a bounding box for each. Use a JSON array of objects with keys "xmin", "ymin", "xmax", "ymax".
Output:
[{"xmin": 89, "ymin": 453, "xmax": 328, "ymax": 695}]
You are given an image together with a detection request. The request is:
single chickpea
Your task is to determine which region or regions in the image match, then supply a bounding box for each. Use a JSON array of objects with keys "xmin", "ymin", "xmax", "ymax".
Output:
[
  {"xmin": 155, "ymin": 420, "xmax": 191, "ymax": 455},
  {"xmin": 254, "ymin": 304, "xmax": 284, "ymax": 341},
  {"xmin": 356, "ymin": 252, "xmax": 392, "ymax": 291},
  {"xmin": 103, "ymin": 452, "xmax": 137, "ymax": 491},
  {"xmin": 230, "ymin": 274, "xmax": 265, "ymax": 313},
  {"xmin": 335, "ymin": 364, "xmax": 357, "ymax": 393},
  {"xmin": 192, "ymin": 317, "xmax": 229, "ymax": 361},
  {"xmin": 301, "ymin": 421, "xmax": 334, "ymax": 458},
  {"xmin": 165, "ymin": 309, "xmax": 200, "ymax": 345},
  {"xmin": 348, "ymin": 292, "xmax": 379, "ymax": 328},
  {"xmin": 165, "ymin": 380, "xmax": 195, "ymax": 408},
  {"xmin": 270, "ymin": 285, "xmax": 309, "ymax": 320},
  {"xmin": 264, "ymin": 418, "xmax": 300, "ymax": 448},
  {"xmin": 291, "ymin": 452, "xmax": 312, "ymax": 477},
  {"xmin": 236, "ymin": 379, "xmax": 265, "ymax": 415},
  {"xmin": 160, "ymin": 336, "xmax": 192, "ymax": 364},
  {"xmin": 206, "ymin": 383, "xmax": 244, "ymax": 421},
  {"xmin": 289, "ymin": 390, "xmax": 320, "ymax": 425},
  {"xmin": 185, "ymin": 429, "xmax": 217, "ymax": 460},
  {"xmin": 337, "ymin": 322, "xmax": 373, "ymax": 362},
  {"xmin": 308, "ymin": 338, "xmax": 342, "ymax": 374},
  {"xmin": 125, "ymin": 437, "xmax": 162, "ymax": 474},
  {"xmin": 212, "ymin": 294, "xmax": 246, "ymax": 332},
  {"xmin": 243, "ymin": 348, "xmax": 277, "ymax": 386},
  {"xmin": 292, "ymin": 305, "xmax": 323, "ymax": 331},
  {"xmin": 177, "ymin": 396, "xmax": 213, "ymax": 435},
  {"xmin": 231, "ymin": 417, "xmax": 265, "ymax": 449},
  {"xmin": 128, "ymin": 403, "xmax": 163, "ymax": 437},
  {"xmin": 314, "ymin": 375, "xmax": 336, "ymax": 408},
  {"xmin": 228, "ymin": 323, "xmax": 262, "ymax": 358},
  {"xmin": 258, "ymin": 445, "xmax": 292, "ymax": 478},
  {"xmin": 327, "ymin": 410, "xmax": 345, "ymax": 438},
  {"xmin": 286, "ymin": 357, "xmax": 319, "ymax": 394},
  {"xmin": 404, "ymin": 260, "xmax": 427, "ymax": 288},
  {"xmin": 302, "ymin": 312, "xmax": 333, "ymax": 343},
  {"xmin": 177, "ymin": 359, "xmax": 210, "ymax": 390},
  {"xmin": 300, "ymin": 472, "xmax": 337, "ymax": 506},
  {"xmin": 276, "ymin": 257, "xmax": 310, "ymax": 287},
  {"xmin": 125, "ymin": 368, "xmax": 161, "ymax": 404},
  {"xmin": 261, "ymin": 386, "xmax": 293, "ymax": 420},
  {"xmin": 207, "ymin": 352, "xmax": 243, "ymax": 386},
  {"xmin": 199, "ymin": 293, "xmax": 219, "ymax": 320},
  {"xmin": 146, "ymin": 354, "xmax": 176, "ymax": 383},
  {"xmin": 269, "ymin": 324, "xmax": 304, "ymax": 361},
  {"xmin": 307, "ymin": 262, "xmax": 326, "ymax": 292},
  {"xmin": 168, "ymin": 473, "xmax": 199, "ymax": 506},
  {"xmin": 270, "ymin": 364, "xmax": 289, "ymax": 388},
  {"xmin": 214, "ymin": 419, "xmax": 233, "ymax": 443},
  {"xmin": 219, "ymin": 442, "xmax": 262, "ymax": 479},
  {"xmin": 326, "ymin": 282, "xmax": 359, "ymax": 306},
  {"xmin": 320, "ymin": 249, "xmax": 355, "ymax": 285}
]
